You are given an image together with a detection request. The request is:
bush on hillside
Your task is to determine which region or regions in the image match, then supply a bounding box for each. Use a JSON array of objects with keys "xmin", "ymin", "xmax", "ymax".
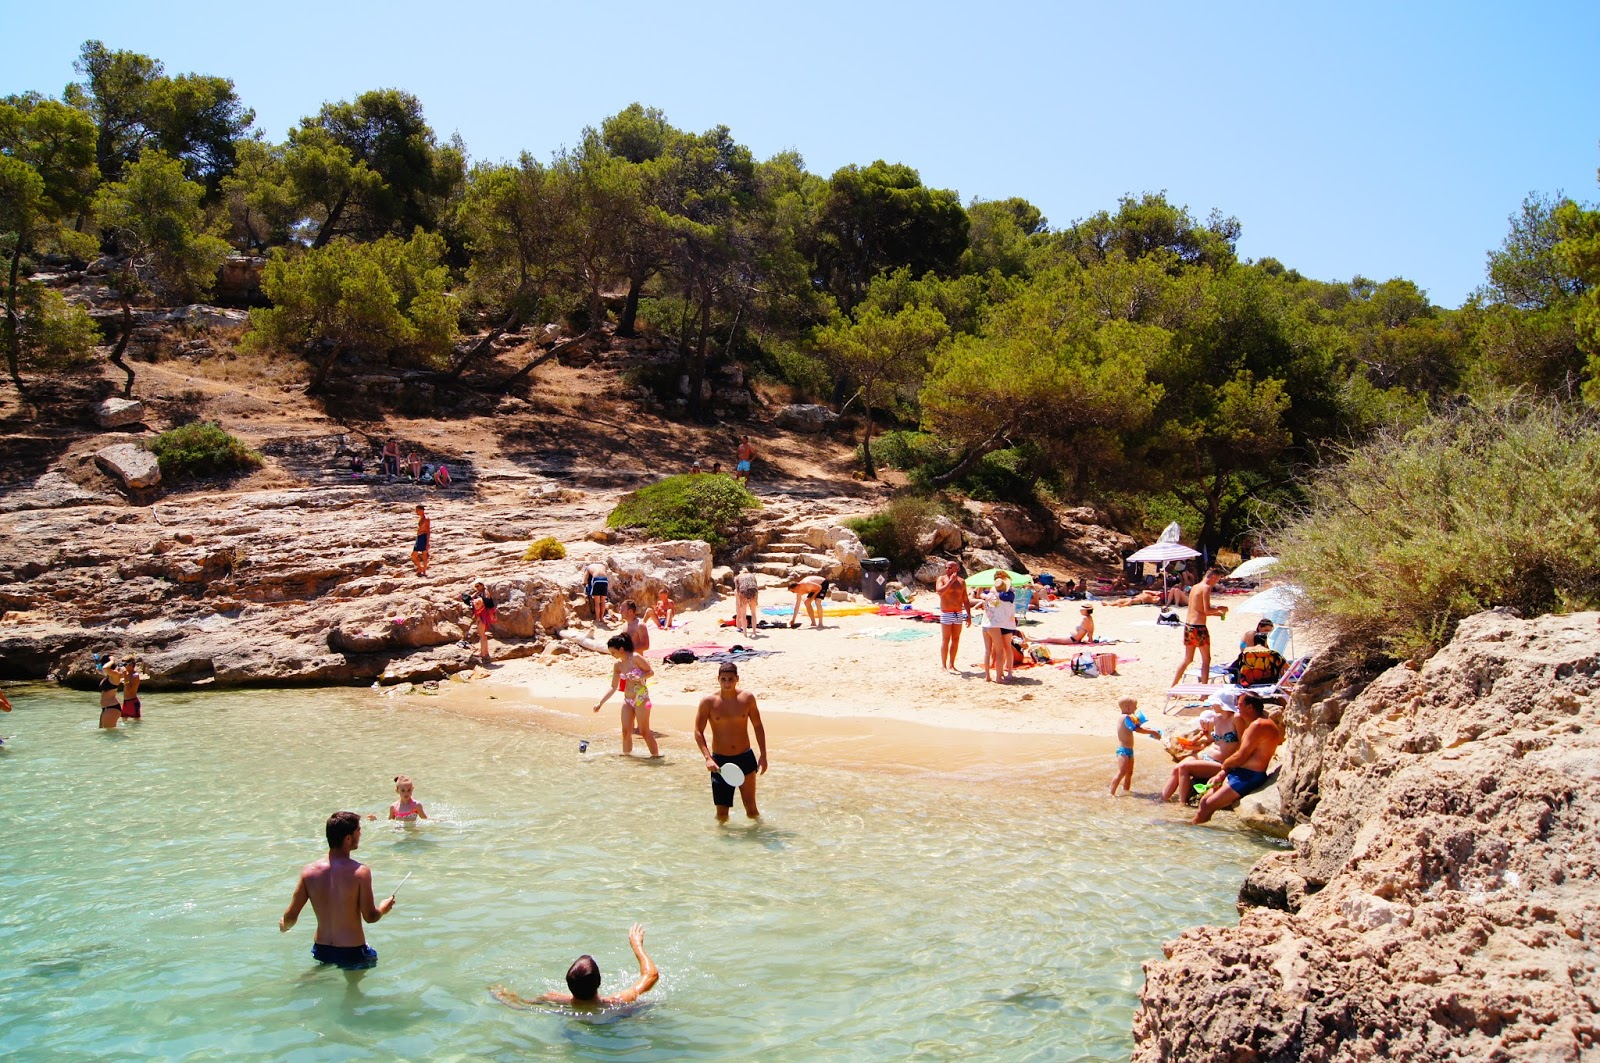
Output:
[
  {"xmin": 1276, "ymin": 399, "xmax": 1600, "ymax": 666},
  {"xmin": 145, "ymin": 421, "xmax": 263, "ymax": 480},
  {"xmin": 524, "ymin": 536, "xmax": 566, "ymax": 560},
  {"xmin": 846, "ymin": 494, "xmax": 947, "ymax": 571},
  {"xmin": 607, "ymin": 474, "xmax": 761, "ymax": 547}
]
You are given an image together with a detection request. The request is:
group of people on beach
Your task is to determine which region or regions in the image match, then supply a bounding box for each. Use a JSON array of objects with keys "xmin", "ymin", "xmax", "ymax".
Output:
[{"xmin": 357, "ymin": 438, "xmax": 452, "ymax": 487}]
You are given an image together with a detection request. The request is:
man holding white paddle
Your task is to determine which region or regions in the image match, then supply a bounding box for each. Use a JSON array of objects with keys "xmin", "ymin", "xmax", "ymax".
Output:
[
  {"xmin": 694, "ymin": 662, "xmax": 768, "ymax": 822},
  {"xmin": 279, "ymin": 811, "xmax": 398, "ymax": 969}
]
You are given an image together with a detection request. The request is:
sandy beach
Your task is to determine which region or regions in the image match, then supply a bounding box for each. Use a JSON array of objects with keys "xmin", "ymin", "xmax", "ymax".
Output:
[{"xmin": 447, "ymin": 589, "xmax": 1292, "ymax": 792}]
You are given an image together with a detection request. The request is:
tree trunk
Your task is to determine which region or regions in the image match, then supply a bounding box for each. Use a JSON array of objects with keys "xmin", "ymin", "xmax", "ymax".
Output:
[
  {"xmin": 108, "ymin": 301, "xmax": 136, "ymax": 398},
  {"xmin": 497, "ymin": 330, "xmax": 593, "ymax": 392},
  {"xmin": 303, "ymin": 343, "xmax": 342, "ymax": 395},
  {"xmin": 617, "ymin": 267, "xmax": 646, "ymax": 337},
  {"xmin": 310, "ymin": 190, "xmax": 350, "ymax": 251},
  {"xmin": 3, "ymin": 242, "xmax": 26, "ymax": 394},
  {"xmin": 446, "ymin": 307, "xmax": 521, "ymax": 382},
  {"xmin": 861, "ymin": 403, "xmax": 877, "ymax": 479},
  {"xmin": 686, "ymin": 285, "xmax": 713, "ymax": 418},
  {"xmin": 928, "ymin": 422, "xmax": 1017, "ymax": 487}
]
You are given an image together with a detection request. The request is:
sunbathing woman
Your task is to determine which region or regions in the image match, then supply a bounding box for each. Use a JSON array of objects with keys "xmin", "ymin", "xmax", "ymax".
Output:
[{"xmin": 1102, "ymin": 589, "xmax": 1164, "ymax": 607}]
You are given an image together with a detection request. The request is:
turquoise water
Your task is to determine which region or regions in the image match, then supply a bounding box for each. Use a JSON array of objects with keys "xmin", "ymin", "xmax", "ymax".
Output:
[{"xmin": 0, "ymin": 685, "xmax": 1272, "ymax": 1061}]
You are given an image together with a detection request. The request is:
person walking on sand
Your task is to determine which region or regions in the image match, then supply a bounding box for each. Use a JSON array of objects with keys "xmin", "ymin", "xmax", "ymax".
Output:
[
  {"xmin": 734, "ymin": 435, "xmax": 755, "ymax": 484},
  {"xmin": 491, "ymin": 924, "xmax": 659, "ymax": 1010},
  {"xmin": 279, "ymin": 811, "xmax": 397, "ymax": 969},
  {"xmin": 1194, "ymin": 693, "xmax": 1283, "ymax": 824},
  {"xmin": 583, "ymin": 562, "xmax": 611, "ymax": 626},
  {"xmin": 735, "ymin": 566, "xmax": 759, "ymax": 637},
  {"xmin": 935, "ymin": 561, "xmax": 972, "ymax": 673},
  {"xmin": 1110, "ymin": 697, "xmax": 1161, "ymax": 795},
  {"xmin": 694, "ymin": 662, "xmax": 767, "ymax": 821},
  {"xmin": 622, "ymin": 599, "xmax": 650, "ymax": 654},
  {"xmin": 1170, "ymin": 567, "xmax": 1227, "ymax": 686},
  {"xmin": 411, "ymin": 506, "xmax": 431, "ymax": 576},
  {"xmin": 594, "ymin": 633, "xmax": 660, "ymax": 757},
  {"xmin": 787, "ymin": 575, "xmax": 830, "ymax": 629},
  {"xmin": 468, "ymin": 582, "xmax": 496, "ymax": 663}
]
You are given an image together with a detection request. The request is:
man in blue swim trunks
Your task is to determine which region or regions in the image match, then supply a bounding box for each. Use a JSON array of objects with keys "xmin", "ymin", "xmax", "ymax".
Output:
[
  {"xmin": 1194, "ymin": 693, "xmax": 1284, "ymax": 824},
  {"xmin": 734, "ymin": 436, "xmax": 754, "ymax": 484},
  {"xmin": 280, "ymin": 811, "xmax": 396, "ymax": 969}
]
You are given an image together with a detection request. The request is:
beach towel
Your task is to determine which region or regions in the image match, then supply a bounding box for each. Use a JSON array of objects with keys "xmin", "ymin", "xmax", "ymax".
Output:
[
  {"xmin": 656, "ymin": 642, "xmax": 729, "ymax": 661},
  {"xmin": 695, "ymin": 647, "xmax": 783, "ymax": 664},
  {"xmin": 869, "ymin": 627, "xmax": 934, "ymax": 642}
]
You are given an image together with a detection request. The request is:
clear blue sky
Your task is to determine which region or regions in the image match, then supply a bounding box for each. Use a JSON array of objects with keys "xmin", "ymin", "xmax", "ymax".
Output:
[{"xmin": 9, "ymin": 1, "xmax": 1599, "ymax": 307}]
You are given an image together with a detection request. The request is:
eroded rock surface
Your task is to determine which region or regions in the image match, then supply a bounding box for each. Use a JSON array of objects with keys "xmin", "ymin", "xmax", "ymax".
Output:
[{"xmin": 1133, "ymin": 611, "xmax": 1600, "ymax": 1062}]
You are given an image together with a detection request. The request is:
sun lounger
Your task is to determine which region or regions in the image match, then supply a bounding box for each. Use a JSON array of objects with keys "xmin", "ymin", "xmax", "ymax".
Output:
[{"xmin": 1165, "ymin": 654, "xmax": 1313, "ymax": 712}]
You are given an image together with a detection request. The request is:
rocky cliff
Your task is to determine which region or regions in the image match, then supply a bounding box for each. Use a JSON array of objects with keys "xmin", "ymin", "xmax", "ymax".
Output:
[{"xmin": 1133, "ymin": 611, "xmax": 1600, "ymax": 1061}]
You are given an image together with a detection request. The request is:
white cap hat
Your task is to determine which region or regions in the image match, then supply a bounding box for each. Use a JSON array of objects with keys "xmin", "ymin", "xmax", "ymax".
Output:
[{"xmin": 1198, "ymin": 709, "xmax": 1219, "ymax": 726}]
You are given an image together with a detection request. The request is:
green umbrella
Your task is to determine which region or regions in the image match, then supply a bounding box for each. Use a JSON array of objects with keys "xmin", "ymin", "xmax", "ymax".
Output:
[{"xmin": 965, "ymin": 568, "xmax": 1032, "ymax": 589}]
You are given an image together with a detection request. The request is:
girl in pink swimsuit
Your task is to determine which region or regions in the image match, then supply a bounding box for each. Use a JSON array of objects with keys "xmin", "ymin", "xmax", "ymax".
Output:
[
  {"xmin": 371, "ymin": 775, "xmax": 427, "ymax": 821},
  {"xmin": 594, "ymin": 633, "xmax": 660, "ymax": 757}
]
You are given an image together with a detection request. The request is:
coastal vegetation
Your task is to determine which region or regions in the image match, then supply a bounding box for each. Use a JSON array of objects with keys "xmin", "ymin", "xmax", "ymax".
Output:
[
  {"xmin": 1276, "ymin": 400, "xmax": 1600, "ymax": 666},
  {"xmin": 523, "ymin": 536, "xmax": 566, "ymax": 561},
  {"xmin": 3, "ymin": 40, "xmax": 1598, "ymax": 555},
  {"xmin": 144, "ymin": 420, "xmax": 262, "ymax": 480},
  {"xmin": 607, "ymin": 474, "xmax": 761, "ymax": 547}
]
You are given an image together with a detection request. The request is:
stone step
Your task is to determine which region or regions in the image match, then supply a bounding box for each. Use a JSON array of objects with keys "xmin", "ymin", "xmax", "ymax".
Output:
[
  {"xmin": 753, "ymin": 563, "xmax": 792, "ymax": 578},
  {"xmin": 768, "ymin": 541, "xmax": 812, "ymax": 551}
]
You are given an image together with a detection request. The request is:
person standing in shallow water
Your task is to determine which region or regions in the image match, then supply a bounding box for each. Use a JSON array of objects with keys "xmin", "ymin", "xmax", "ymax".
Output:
[
  {"xmin": 280, "ymin": 811, "xmax": 396, "ymax": 969},
  {"xmin": 412, "ymin": 505, "xmax": 431, "ymax": 576},
  {"xmin": 694, "ymin": 662, "xmax": 767, "ymax": 821},
  {"xmin": 96, "ymin": 656, "xmax": 122, "ymax": 729},
  {"xmin": 119, "ymin": 657, "xmax": 143, "ymax": 720}
]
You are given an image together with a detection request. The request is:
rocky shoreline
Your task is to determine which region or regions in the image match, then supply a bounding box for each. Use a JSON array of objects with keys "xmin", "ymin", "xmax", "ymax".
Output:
[{"xmin": 1133, "ymin": 611, "xmax": 1600, "ymax": 1060}]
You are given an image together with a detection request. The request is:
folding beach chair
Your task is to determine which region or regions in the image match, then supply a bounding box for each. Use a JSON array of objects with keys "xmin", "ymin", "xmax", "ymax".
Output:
[{"xmin": 1165, "ymin": 654, "xmax": 1314, "ymax": 713}]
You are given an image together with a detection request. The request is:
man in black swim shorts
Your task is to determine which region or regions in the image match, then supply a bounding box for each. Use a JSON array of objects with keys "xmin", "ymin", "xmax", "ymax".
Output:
[
  {"xmin": 280, "ymin": 811, "xmax": 397, "ymax": 969},
  {"xmin": 694, "ymin": 663, "xmax": 768, "ymax": 821}
]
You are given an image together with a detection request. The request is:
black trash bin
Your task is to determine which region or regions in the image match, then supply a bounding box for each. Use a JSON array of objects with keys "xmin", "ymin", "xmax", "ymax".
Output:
[{"xmin": 860, "ymin": 557, "xmax": 890, "ymax": 602}]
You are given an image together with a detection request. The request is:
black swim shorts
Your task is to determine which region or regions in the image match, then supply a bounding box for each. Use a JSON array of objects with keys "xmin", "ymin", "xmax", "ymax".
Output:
[
  {"xmin": 710, "ymin": 748, "xmax": 759, "ymax": 807},
  {"xmin": 312, "ymin": 943, "xmax": 378, "ymax": 969}
]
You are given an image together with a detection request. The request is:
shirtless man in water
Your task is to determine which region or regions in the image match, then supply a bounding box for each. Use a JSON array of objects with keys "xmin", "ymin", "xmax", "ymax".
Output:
[
  {"xmin": 1194, "ymin": 693, "xmax": 1283, "ymax": 824},
  {"xmin": 694, "ymin": 662, "xmax": 768, "ymax": 821},
  {"xmin": 935, "ymin": 561, "xmax": 972, "ymax": 672},
  {"xmin": 1170, "ymin": 567, "xmax": 1227, "ymax": 686},
  {"xmin": 279, "ymin": 811, "xmax": 396, "ymax": 969}
]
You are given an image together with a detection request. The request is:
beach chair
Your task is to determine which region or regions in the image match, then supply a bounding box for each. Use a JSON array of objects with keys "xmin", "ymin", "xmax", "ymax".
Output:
[{"xmin": 1164, "ymin": 654, "xmax": 1314, "ymax": 713}]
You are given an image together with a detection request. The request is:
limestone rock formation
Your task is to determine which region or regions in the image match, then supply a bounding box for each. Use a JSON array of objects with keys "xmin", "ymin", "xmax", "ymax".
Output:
[
  {"xmin": 980, "ymin": 503, "xmax": 1049, "ymax": 550},
  {"xmin": 1133, "ymin": 611, "xmax": 1600, "ymax": 1062},
  {"xmin": 95, "ymin": 444, "xmax": 161, "ymax": 489},
  {"xmin": 915, "ymin": 514, "xmax": 964, "ymax": 555},
  {"xmin": 774, "ymin": 403, "xmax": 839, "ymax": 432}
]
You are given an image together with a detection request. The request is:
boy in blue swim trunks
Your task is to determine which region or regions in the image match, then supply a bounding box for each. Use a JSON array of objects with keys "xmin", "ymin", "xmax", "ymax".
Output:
[
  {"xmin": 1110, "ymin": 697, "xmax": 1161, "ymax": 795},
  {"xmin": 280, "ymin": 811, "xmax": 397, "ymax": 970},
  {"xmin": 734, "ymin": 436, "xmax": 754, "ymax": 483}
]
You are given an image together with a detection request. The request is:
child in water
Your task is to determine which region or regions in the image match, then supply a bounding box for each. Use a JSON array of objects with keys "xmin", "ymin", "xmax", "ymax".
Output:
[
  {"xmin": 594, "ymin": 633, "xmax": 660, "ymax": 757},
  {"xmin": 1110, "ymin": 697, "xmax": 1162, "ymax": 796},
  {"xmin": 368, "ymin": 775, "xmax": 428, "ymax": 821}
]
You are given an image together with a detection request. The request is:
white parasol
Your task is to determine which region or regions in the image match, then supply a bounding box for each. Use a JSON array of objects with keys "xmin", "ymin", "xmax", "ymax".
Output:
[{"xmin": 1229, "ymin": 556, "xmax": 1279, "ymax": 581}]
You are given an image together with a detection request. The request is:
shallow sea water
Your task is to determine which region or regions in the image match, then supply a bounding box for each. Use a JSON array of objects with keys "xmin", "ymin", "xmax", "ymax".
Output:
[{"xmin": 0, "ymin": 684, "xmax": 1273, "ymax": 1061}]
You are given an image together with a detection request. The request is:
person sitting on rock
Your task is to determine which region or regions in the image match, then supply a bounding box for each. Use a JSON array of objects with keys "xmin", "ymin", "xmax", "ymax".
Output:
[
  {"xmin": 1194, "ymin": 693, "xmax": 1283, "ymax": 824},
  {"xmin": 432, "ymin": 463, "xmax": 451, "ymax": 487}
]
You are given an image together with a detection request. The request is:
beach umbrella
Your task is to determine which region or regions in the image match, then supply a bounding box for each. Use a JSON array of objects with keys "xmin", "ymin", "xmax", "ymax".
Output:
[
  {"xmin": 1229, "ymin": 556, "xmax": 1279, "ymax": 581},
  {"xmin": 1235, "ymin": 584, "xmax": 1302, "ymax": 623},
  {"xmin": 1126, "ymin": 541, "xmax": 1201, "ymax": 564},
  {"xmin": 1156, "ymin": 521, "xmax": 1183, "ymax": 544},
  {"xmin": 965, "ymin": 568, "xmax": 1033, "ymax": 588}
]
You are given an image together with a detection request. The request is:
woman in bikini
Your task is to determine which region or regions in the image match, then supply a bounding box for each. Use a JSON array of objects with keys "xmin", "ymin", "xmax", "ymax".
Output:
[
  {"xmin": 469, "ymin": 582, "xmax": 496, "ymax": 663},
  {"xmin": 1161, "ymin": 701, "xmax": 1242, "ymax": 803},
  {"xmin": 96, "ymin": 656, "xmax": 123, "ymax": 729},
  {"xmin": 594, "ymin": 633, "xmax": 660, "ymax": 757}
]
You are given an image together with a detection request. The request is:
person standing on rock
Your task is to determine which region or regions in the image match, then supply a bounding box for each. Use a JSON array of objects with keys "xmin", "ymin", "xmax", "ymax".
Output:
[
  {"xmin": 935, "ymin": 561, "xmax": 972, "ymax": 673},
  {"xmin": 694, "ymin": 662, "xmax": 767, "ymax": 821},
  {"xmin": 382, "ymin": 439, "xmax": 401, "ymax": 481},
  {"xmin": 411, "ymin": 506, "xmax": 431, "ymax": 576},
  {"xmin": 735, "ymin": 567, "xmax": 760, "ymax": 637},
  {"xmin": 280, "ymin": 811, "xmax": 396, "ymax": 969},
  {"xmin": 1193, "ymin": 693, "xmax": 1283, "ymax": 825},
  {"xmin": 1170, "ymin": 568, "xmax": 1227, "ymax": 686},
  {"xmin": 469, "ymin": 582, "xmax": 496, "ymax": 664},
  {"xmin": 623, "ymin": 599, "xmax": 650, "ymax": 654},
  {"xmin": 583, "ymin": 562, "xmax": 611, "ymax": 626},
  {"xmin": 734, "ymin": 436, "xmax": 755, "ymax": 484}
]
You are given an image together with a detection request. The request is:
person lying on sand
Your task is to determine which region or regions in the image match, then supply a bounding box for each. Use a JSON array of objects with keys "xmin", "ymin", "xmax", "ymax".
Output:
[{"xmin": 491, "ymin": 923, "xmax": 658, "ymax": 1010}]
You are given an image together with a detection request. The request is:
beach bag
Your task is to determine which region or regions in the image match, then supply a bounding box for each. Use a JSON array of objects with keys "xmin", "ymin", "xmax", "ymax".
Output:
[
  {"xmin": 665, "ymin": 648, "xmax": 698, "ymax": 664},
  {"xmin": 1156, "ymin": 612, "xmax": 1181, "ymax": 626},
  {"xmin": 1071, "ymin": 653, "xmax": 1099, "ymax": 678}
]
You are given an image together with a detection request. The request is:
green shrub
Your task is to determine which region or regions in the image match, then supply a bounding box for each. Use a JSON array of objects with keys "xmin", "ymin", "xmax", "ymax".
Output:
[
  {"xmin": 607, "ymin": 474, "xmax": 762, "ymax": 547},
  {"xmin": 845, "ymin": 494, "xmax": 945, "ymax": 570},
  {"xmin": 145, "ymin": 422, "xmax": 263, "ymax": 480},
  {"xmin": 1276, "ymin": 399, "xmax": 1600, "ymax": 667},
  {"xmin": 524, "ymin": 536, "xmax": 566, "ymax": 561}
]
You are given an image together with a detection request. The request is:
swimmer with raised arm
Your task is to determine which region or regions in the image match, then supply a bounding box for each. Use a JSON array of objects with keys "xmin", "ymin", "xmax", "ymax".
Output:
[{"xmin": 491, "ymin": 923, "xmax": 659, "ymax": 1010}]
